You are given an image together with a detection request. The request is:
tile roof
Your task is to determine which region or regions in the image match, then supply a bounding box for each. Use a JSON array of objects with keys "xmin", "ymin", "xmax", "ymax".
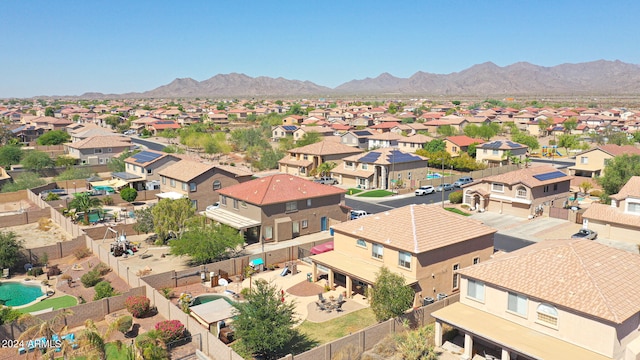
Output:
[
  {"xmin": 398, "ymin": 134, "xmax": 434, "ymax": 143},
  {"xmin": 217, "ymin": 174, "xmax": 345, "ymax": 205},
  {"xmin": 478, "ymin": 140, "xmax": 528, "ymax": 150},
  {"xmin": 344, "ymin": 147, "xmax": 428, "ymax": 165},
  {"xmin": 481, "ymin": 165, "xmax": 573, "ymax": 188},
  {"xmin": 609, "ymin": 176, "xmax": 640, "ymax": 201},
  {"xmin": 158, "ymin": 160, "xmax": 216, "ymax": 182},
  {"xmin": 288, "ymin": 140, "xmax": 363, "ymax": 156},
  {"xmin": 582, "ymin": 203, "xmax": 640, "ymax": 227},
  {"xmin": 457, "ymin": 239, "xmax": 640, "ymax": 323},
  {"xmin": 367, "ymin": 132, "xmax": 404, "ymax": 141},
  {"xmin": 66, "ymin": 135, "xmax": 132, "ymax": 149},
  {"xmin": 596, "ymin": 144, "xmax": 640, "ymax": 157},
  {"xmin": 446, "ymin": 135, "xmax": 485, "ymax": 147},
  {"xmin": 125, "ymin": 150, "xmax": 173, "ymax": 166},
  {"xmin": 215, "ymin": 164, "xmax": 253, "ymax": 177},
  {"xmin": 332, "ymin": 204, "xmax": 496, "ymax": 254}
]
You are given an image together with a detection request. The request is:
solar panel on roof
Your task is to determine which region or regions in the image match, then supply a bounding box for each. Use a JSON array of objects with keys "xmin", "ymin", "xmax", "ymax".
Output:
[
  {"xmin": 532, "ymin": 171, "xmax": 566, "ymax": 181},
  {"xmin": 353, "ymin": 130, "xmax": 372, "ymax": 136},
  {"xmin": 133, "ymin": 151, "xmax": 162, "ymax": 163},
  {"xmin": 388, "ymin": 150, "xmax": 422, "ymax": 163},
  {"xmin": 282, "ymin": 126, "xmax": 298, "ymax": 131},
  {"xmin": 359, "ymin": 152, "xmax": 381, "ymax": 163},
  {"xmin": 506, "ymin": 141, "xmax": 522, "ymax": 148}
]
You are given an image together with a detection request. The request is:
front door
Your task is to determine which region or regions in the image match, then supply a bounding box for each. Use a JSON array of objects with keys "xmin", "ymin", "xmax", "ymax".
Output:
[
  {"xmin": 292, "ymin": 222, "xmax": 300, "ymax": 238},
  {"xmin": 320, "ymin": 217, "xmax": 328, "ymax": 231}
]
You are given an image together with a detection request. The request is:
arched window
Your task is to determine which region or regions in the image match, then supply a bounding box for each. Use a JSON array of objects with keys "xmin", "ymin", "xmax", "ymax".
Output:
[
  {"xmin": 516, "ymin": 186, "xmax": 527, "ymax": 198},
  {"xmin": 536, "ymin": 303, "xmax": 558, "ymax": 326},
  {"xmin": 213, "ymin": 180, "xmax": 221, "ymax": 190}
]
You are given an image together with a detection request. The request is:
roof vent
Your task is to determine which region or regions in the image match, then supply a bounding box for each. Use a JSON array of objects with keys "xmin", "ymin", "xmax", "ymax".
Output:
[{"xmin": 385, "ymin": 239, "xmax": 391, "ymax": 244}]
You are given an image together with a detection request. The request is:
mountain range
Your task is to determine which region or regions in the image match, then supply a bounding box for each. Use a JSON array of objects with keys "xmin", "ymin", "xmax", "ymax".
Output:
[{"xmin": 83, "ymin": 60, "xmax": 640, "ymax": 98}]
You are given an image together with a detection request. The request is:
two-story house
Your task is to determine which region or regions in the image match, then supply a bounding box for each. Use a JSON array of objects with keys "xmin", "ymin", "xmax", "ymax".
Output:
[
  {"xmin": 278, "ymin": 140, "xmax": 363, "ymax": 177},
  {"xmin": 568, "ymin": 145, "xmax": 640, "ymax": 178},
  {"xmin": 157, "ymin": 160, "xmax": 253, "ymax": 212},
  {"xmin": 462, "ymin": 165, "xmax": 573, "ymax": 217},
  {"xmin": 397, "ymin": 134, "xmax": 433, "ymax": 153},
  {"xmin": 310, "ymin": 204, "xmax": 496, "ymax": 305},
  {"xmin": 205, "ymin": 174, "xmax": 349, "ymax": 245},
  {"xmin": 341, "ymin": 130, "xmax": 373, "ymax": 150},
  {"xmin": 581, "ymin": 176, "xmax": 640, "ymax": 244},
  {"xmin": 444, "ymin": 136, "xmax": 484, "ymax": 157},
  {"xmin": 475, "ymin": 140, "xmax": 529, "ymax": 167},
  {"xmin": 271, "ymin": 125, "xmax": 298, "ymax": 141},
  {"xmin": 64, "ymin": 135, "xmax": 134, "ymax": 165},
  {"xmin": 367, "ymin": 132, "xmax": 403, "ymax": 149},
  {"xmin": 112, "ymin": 150, "xmax": 181, "ymax": 191},
  {"xmin": 433, "ymin": 239, "xmax": 640, "ymax": 360},
  {"xmin": 331, "ymin": 148, "xmax": 428, "ymax": 189}
]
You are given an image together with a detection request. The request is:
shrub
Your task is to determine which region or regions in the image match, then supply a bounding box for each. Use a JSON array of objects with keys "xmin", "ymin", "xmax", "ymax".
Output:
[
  {"xmin": 136, "ymin": 330, "xmax": 169, "ymax": 359},
  {"xmin": 80, "ymin": 269, "xmax": 102, "ymax": 288},
  {"xmin": 126, "ymin": 296, "xmax": 151, "ymax": 318},
  {"xmin": 590, "ymin": 190, "xmax": 603, "ymax": 197},
  {"xmin": 448, "ymin": 191, "xmax": 463, "ymax": 204},
  {"xmin": 94, "ymin": 280, "xmax": 117, "ymax": 300},
  {"xmin": 44, "ymin": 192, "xmax": 60, "ymax": 201},
  {"xmin": 155, "ymin": 320, "xmax": 185, "ymax": 343},
  {"xmin": 47, "ymin": 265, "xmax": 61, "ymax": 277},
  {"xmin": 74, "ymin": 248, "xmax": 91, "ymax": 259},
  {"xmin": 94, "ymin": 263, "xmax": 111, "ymax": 276},
  {"xmin": 116, "ymin": 315, "xmax": 133, "ymax": 335},
  {"xmin": 27, "ymin": 267, "xmax": 44, "ymax": 276},
  {"xmin": 102, "ymin": 196, "xmax": 114, "ymax": 205}
]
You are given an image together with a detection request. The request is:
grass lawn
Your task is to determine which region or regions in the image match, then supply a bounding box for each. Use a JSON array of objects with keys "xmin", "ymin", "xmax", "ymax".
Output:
[
  {"xmin": 19, "ymin": 295, "xmax": 78, "ymax": 313},
  {"xmin": 74, "ymin": 342, "xmax": 132, "ymax": 359},
  {"xmin": 356, "ymin": 190, "xmax": 393, "ymax": 198},
  {"xmin": 346, "ymin": 188, "xmax": 363, "ymax": 195},
  {"xmin": 445, "ymin": 207, "xmax": 471, "ymax": 216},
  {"xmin": 298, "ymin": 308, "xmax": 377, "ymax": 344}
]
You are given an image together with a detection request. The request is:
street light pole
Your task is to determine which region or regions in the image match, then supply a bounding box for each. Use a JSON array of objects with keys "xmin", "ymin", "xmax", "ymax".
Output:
[{"xmin": 441, "ymin": 160, "xmax": 445, "ymax": 208}]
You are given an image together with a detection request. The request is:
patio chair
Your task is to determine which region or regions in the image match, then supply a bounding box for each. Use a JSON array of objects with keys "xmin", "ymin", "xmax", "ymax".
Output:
[
  {"xmin": 335, "ymin": 301, "xmax": 344, "ymax": 312},
  {"xmin": 336, "ymin": 294, "xmax": 343, "ymax": 303},
  {"xmin": 318, "ymin": 293, "xmax": 326, "ymax": 303},
  {"xmin": 315, "ymin": 301, "xmax": 327, "ymax": 311}
]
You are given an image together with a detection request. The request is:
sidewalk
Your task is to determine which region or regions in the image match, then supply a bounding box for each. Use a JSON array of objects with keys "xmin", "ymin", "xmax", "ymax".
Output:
[
  {"xmin": 344, "ymin": 191, "xmax": 415, "ymax": 203},
  {"xmin": 244, "ymin": 231, "xmax": 333, "ymax": 255}
]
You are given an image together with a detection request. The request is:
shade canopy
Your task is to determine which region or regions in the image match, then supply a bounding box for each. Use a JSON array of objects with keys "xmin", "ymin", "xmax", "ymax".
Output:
[{"xmin": 310, "ymin": 241, "xmax": 334, "ymax": 255}]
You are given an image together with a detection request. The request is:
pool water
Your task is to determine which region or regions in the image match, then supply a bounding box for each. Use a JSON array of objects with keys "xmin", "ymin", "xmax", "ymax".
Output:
[
  {"xmin": 427, "ymin": 173, "xmax": 442, "ymax": 179},
  {"xmin": 190, "ymin": 294, "xmax": 235, "ymax": 307},
  {"xmin": 0, "ymin": 282, "xmax": 44, "ymax": 306}
]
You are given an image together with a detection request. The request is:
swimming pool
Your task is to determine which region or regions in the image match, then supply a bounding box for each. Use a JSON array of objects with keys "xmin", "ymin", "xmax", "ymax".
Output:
[
  {"xmin": 0, "ymin": 281, "xmax": 45, "ymax": 307},
  {"xmin": 190, "ymin": 294, "xmax": 236, "ymax": 307},
  {"xmin": 427, "ymin": 173, "xmax": 442, "ymax": 179}
]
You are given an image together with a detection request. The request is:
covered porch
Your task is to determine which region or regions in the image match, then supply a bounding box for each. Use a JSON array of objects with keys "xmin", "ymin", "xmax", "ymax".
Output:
[{"xmin": 203, "ymin": 207, "xmax": 261, "ymax": 244}]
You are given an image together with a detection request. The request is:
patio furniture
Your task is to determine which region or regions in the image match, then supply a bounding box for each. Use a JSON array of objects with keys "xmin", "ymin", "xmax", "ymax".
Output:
[
  {"xmin": 336, "ymin": 294, "xmax": 343, "ymax": 303},
  {"xmin": 335, "ymin": 301, "xmax": 344, "ymax": 312},
  {"xmin": 318, "ymin": 293, "xmax": 326, "ymax": 303},
  {"xmin": 315, "ymin": 301, "xmax": 327, "ymax": 312}
]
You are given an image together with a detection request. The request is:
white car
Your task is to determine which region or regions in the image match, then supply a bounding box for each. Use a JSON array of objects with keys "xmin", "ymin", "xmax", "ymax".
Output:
[
  {"xmin": 350, "ymin": 210, "xmax": 370, "ymax": 220},
  {"xmin": 206, "ymin": 202, "xmax": 220, "ymax": 211},
  {"xmin": 415, "ymin": 186, "xmax": 435, "ymax": 196}
]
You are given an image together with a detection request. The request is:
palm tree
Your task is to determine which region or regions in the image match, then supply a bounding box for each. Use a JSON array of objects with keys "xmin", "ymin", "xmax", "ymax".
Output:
[
  {"xmin": 316, "ymin": 161, "xmax": 337, "ymax": 177},
  {"xmin": 77, "ymin": 319, "xmax": 118, "ymax": 360},
  {"xmin": 69, "ymin": 192, "xmax": 102, "ymax": 223},
  {"xmin": 18, "ymin": 309, "xmax": 74, "ymax": 360}
]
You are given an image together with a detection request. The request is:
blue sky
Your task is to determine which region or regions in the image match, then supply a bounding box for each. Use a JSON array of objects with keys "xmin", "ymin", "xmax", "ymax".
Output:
[{"xmin": 2, "ymin": 0, "xmax": 639, "ymax": 98}]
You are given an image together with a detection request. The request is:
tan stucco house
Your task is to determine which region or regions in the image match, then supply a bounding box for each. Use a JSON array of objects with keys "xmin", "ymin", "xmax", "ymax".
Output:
[
  {"xmin": 568, "ymin": 145, "xmax": 640, "ymax": 178},
  {"xmin": 475, "ymin": 140, "xmax": 529, "ymax": 167},
  {"xmin": 278, "ymin": 140, "xmax": 363, "ymax": 177}
]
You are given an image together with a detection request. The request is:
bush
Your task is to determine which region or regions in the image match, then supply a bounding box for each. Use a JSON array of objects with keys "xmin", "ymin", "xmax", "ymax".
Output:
[
  {"xmin": 44, "ymin": 192, "xmax": 60, "ymax": 201},
  {"xmin": 116, "ymin": 315, "xmax": 133, "ymax": 335},
  {"xmin": 136, "ymin": 330, "xmax": 169, "ymax": 359},
  {"xmin": 81, "ymin": 269, "xmax": 102, "ymax": 288},
  {"xmin": 155, "ymin": 320, "xmax": 185, "ymax": 343},
  {"xmin": 102, "ymin": 196, "xmax": 114, "ymax": 206},
  {"xmin": 126, "ymin": 296, "xmax": 151, "ymax": 318},
  {"xmin": 27, "ymin": 267, "xmax": 44, "ymax": 276},
  {"xmin": 448, "ymin": 191, "xmax": 463, "ymax": 204},
  {"xmin": 74, "ymin": 248, "xmax": 91, "ymax": 259},
  {"xmin": 94, "ymin": 281, "xmax": 116, "ymax": 300},
  {"xmin": 590, "ymin": 190, "xmax": 603, "ymax": 197},
  {"xmin": 94, "ymin": 263, "xmax": 112, "ymax": 276},
  {"xmin": 47, "ymin": 265, "xmax": 61, "ymax": 277}
]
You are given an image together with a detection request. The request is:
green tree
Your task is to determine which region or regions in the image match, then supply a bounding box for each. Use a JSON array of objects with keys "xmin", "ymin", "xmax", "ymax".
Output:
[
  {"xmin": 45, "ymin": 107, "xmax": 55, "ymax": 117},
  {"xmin": 537, "ymin": 117, "xmax": 553, "ymax": 136},
  {"xmin": 278, "ymin": 135, "xmax": 296, "ymax": 152},
  {"xmin": 151, "ymin": 198, "xmax": 195, "ymax": 241},
  {"xmin": 54, "ymin": 167, "xmax": 93, "ymax": 181},
  {"xmin": 598, "ymin": 155, "xmax": 640, "ymax": 196},
  {"xmin": 1, "ymin": 172, "xmax": 46, "ymax": 192},
  {"xmin": 557, "ymin": 134, "xmax": 580, "ymax": 155},
  {"xmin": 295, "ymin": 132, "xmax": 322, "ymax": 147},
  {"xmin": 369, "ymin": 267, "xmax": 414, "ymax": 322},
  {"xmin": 232, "ymin": 279, "xmax": 298, "ymax": 360},
  {"xmin": 120, "ymin": 187, "xmax": 138, "ymax": 204},
  {"xmin": 77, "ymin": 319, "xmax": 117, "ymax": 360},
  {"xmin": 21, "ymin": 150, "xmax": 55, "ymax": 172},
  {"xmin": 511, "ymin": 132, "xmax": 540, "ymax": 150},
  {"xmin": 257, "ymin": 148, "xmax": 285, "ymax": 170},
  {"xmin": 133, "ymin": 206, "xmax": 155, "ymax": 234},
  {"xmin": 422, "ymin": 139, "xmax": 446, "ymax": 153},
  {"xmin": 104, "ymin": 115, "xmax": 121, "ymax": 129},
  {"xmin": 55, "ymin": 155, "xmax": 77, "ymax": 167},
  {"xmin": 0, "ymin": 145, "xmax": 23, "ymax": 167},
  {"xmin": 158, "ymin": 129, "xmax": 178, "ymax": 144},
  {"xmin": 36, "ymin": 130, "xmax": 70, "ymax": 145},
  {"xmin": 94, "ymin": 281, "xmax": 117, "ymax": 300},
  {"xmin": 467, "ymin": 142, "xmax": 478, "ymax": 158},
  {"xmin": 19, "ymin": 309, "xmax": 75, "ymax": 360},
  {"xmin": 0, "ymin": 306, "xmax": 21, "ymax": 325},
  {"xmin": 0, "ymin": 231, "xmax": 24, "ymax": 269},
  {"xmin": 107, "ymin": 150, "xmax": 134, "ymax": 172},
  {"xmin": 563, "ymin": 117, "xmax": 578, "ymax": 133},
  {"xmin": 316, "ymin": 161, "xmax": 337, "ymax": 177},
  {"xmin": 436, "ymin": 125, "xmax": 456, "ymax": 137},
  {"xmin": 69, "ymin": 192, "xmax": 103, "ymax": 224},
  {"xmin": 230, "ymin": 128, "xmax": 269, "ymax": 152},
  {"xmin": 170, "ymin": 220, "xmax": 244, "ymax": 264}
]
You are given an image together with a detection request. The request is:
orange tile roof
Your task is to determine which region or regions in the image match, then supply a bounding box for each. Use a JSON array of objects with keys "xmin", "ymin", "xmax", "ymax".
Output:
[
  {"xmin": 66, "ymin": 135, "xmax": 132, "ymax": 149},
  {"xmin": 597, "ymin": 144, "xmax": 640, "ymax": 156},
  {"xmin": 609, "ymin": 176, "xmax": 640, "ymax": 201},
  {"xmin": 582, "ymin": 203, "xmax": 640, "ymax": 227},
  {"xmin": 481, "ymin": 165, "xmax": 573, "ymax": 188},
  {"xmin": 458, "ymin": 239, "xmax": 640, "ymax": 323},
  {"xmin": 158, "ymin": 160, "xmax": 216, "ymax": 182},
  {"xmin": 288, "ymin": 140, "xmax": 363, "ymax": 156},
  {"xmin": 217, "ymin": 174, "xmax": 345, "ymax": 205},
  {"xmin": 331, "ymin": 204, "xmax": 496, "ymax": 254},
  {"xmin": 446, "ymin": 135, "xmax": 485, "ymax": 147}
]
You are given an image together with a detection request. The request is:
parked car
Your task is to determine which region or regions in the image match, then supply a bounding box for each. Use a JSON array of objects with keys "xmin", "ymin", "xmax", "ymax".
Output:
[
  {"xmin": 436, "ymin": 183, "xmax": 453, "ymax": 192},
  {"xmin": 453, "ymin": 177, "xmax": 474, "ymax": 188},
  {"xmin": 206, "ymin": 202, "xmax": 220, "ymax": 211},
  {"xmin": 571, "ymin": 229, "xmax": 598, "ymax": 240},
  {"xmin": 350, "ymin": 210, "xmax": 370, "ymax": 220},
  {"xmin": 314, "ymin": 177, "xmax": 338, "ymax": 185},
  {"xmin": 415, "ymin": 185, "xmax": 435, "ymax": 196}
]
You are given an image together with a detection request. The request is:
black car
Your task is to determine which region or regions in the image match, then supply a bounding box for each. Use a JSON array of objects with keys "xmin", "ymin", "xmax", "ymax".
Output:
[{"xmin": 571, "ymin": 229, "xmax": 598, "ymax": 240}]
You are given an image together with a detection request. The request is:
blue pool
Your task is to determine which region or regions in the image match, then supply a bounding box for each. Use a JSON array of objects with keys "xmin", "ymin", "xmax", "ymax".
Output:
[
  {"xmin": 0, "ymin": 282, "xmax": 44, "ymax": 307},
  {"xmin": 190, "ymin": 294, "xmax": 236, "ymax": 307},
  {"xmin": 427, "ymin": 173, "xmax": 442, "ymax": 179}
]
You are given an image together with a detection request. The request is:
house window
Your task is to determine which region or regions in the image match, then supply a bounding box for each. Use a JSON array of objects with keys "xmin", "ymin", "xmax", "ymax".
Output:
[
  {"xmin": 398, "ymin": 251, "xmax": 411, "ymax": 269},
  {"xmin": 162, "ymin": 176, "xmax": 166, "ymax": 185},
  {"xmin": 346, "ymin": 161, "xmax": 354, "ymax": 169},
  {"xmin": 303, "ymin": 155, "xmax": 308, "ymax": 160},
  {"xmin": 452, "ymin": 146, "xmax": 458, "ymax": 153},
  {"xmin": 483, "ymin": 149, "xmax": 487, "ymax": 154},
  {"xmin": 536, "ymin": 304, "xmax": 558, "ymax": 326},
  {"xmin": 264, "ymin": 226, "xmax": 273, "ymax": 240},
  {"xmin": 191, "ymin": 200, "xmax": 197, "ymax": 208},
  {"xmin": 307, "ymin": 199, "xmax": 312, "ymax": 207},
  {"xmin": 182, "ymin": 183, "xmax": 187, "ymax": 191},
  {"xmin": 146, "ymin": 169, "xmax": 152, "ymax": 175},
  {"xmin": 170, "ymin": 179, "xmax": 175, "ymax": 187},
  {"xmin": 492, "ymin": 149, "xmax": 499, "ymax": 155},
  {"xmin": 356, "ymin": 239, "xmax": 366, "ymax": 248},
  {"xmin": 553, "ymin": 184, "xmax": 558, "ymax": 191},
  {"xmin": 358, "ymin": 178, "xmax": 366, "ymax": 187},
  {"xmin": 491, "ymin": 183, "xmax": 504, "ymax": 192},
  {"xmin": 362, "ymin": 163, "xmax": 368, "ymax": 170},
  {"xmin": 516, "ymin": 186, "xmax": 527, "ymax": 198},
  {"xmin": 221, "ymin": 195, "xmax": 227, "ymax": 206},
  {"xmin": 627, "ymin": 202, "xmax": 640, "ymax": 214},
  {"xmin": 301, "ymin": 220, "xmax": 308, "ymax": 228},
  {"xmin": 233, "ymin": 199, "xmax": 239, "ymax": 209},
  {"xmin": 107, "ymin": 148, "xmax": 112, "ymax": 153},
  {"xmin": 473, "ymin": 257, "xmax": 480, "ymax": 265},
  {"xmin": 543, "ymin": 185, "xmax": 549, "ymax": 193},
  {"xmin": 452, "ymin": 264, "xmax": 460, "ymax": 289},
  {"xmin": 372, "ymin": 243, "xmax": 383, "ymax": 260},
  {"xmin": 466, "ymin": 279, "xmax": 485, "ymax": 302},
  {"xmin": 94, "ymin": 149, "xmax": 103, "ymax": 154},
  {"xmin": 580, "ymin": 156, "xmax": 588, "ymax": 164},
  {"xmin": 190, "ymin": 183, "xmax": 196, "ymax": 192},
  {"xmin": 213, "ymin": 180, "xmax": 221, "ymax": 190},
  {"xmin": 508, "ymin": 292, "xmax": 528, "ymax": 316},
  {"xmin": 141, "ymin": 166, "xmax": 145, "ymax": 173},
  {"xmin": 300, "ymin": 167, "xmax": 306, "ymax": 174},
  {"xmin": 241, "ymin": 201, "xmax": 247, "ymax": 208},
  {"xmin": 285, "ymin": 201, "xmax": 297, "ymax": 212}
]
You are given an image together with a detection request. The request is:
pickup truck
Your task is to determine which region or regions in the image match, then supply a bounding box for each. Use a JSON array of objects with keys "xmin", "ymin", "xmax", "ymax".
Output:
[{"xmin": 314, "ymin": 177, "xmax": 338, "ymax": 185}]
